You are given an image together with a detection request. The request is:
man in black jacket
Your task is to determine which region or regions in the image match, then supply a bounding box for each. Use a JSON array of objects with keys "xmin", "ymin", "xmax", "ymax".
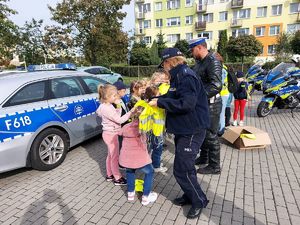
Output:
[{"xmin": 188, "ymin": 38, "xmax": 223, "ymax": 174}]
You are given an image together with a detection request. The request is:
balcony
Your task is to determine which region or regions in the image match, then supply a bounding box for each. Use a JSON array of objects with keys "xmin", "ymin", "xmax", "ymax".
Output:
[
  {"xmin": 135, "ymin": 28, "xmax": 145, "ymax": 36},
  {"xmin": 195, "ymin": 21, "xmax": 207, "ymax": 31},
  {"xmin": 196, "ymin": 3, "xmax": 207, "ymax": 13},
  {"xmin": 231, "ymin": 18, "xmax": 242, "ymax": 27},
  {"xmin": 231, "ymin": 0, "xmax": 243, "ymax": 9},
  {"xmin": 136, "ymin": 12, "xmax": 145, "ymax": 19}
]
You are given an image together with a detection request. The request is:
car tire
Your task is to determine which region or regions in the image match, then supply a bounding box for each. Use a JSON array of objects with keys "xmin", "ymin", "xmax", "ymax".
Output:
[{"xmin": 30, "ymin": 128, "xmax": 69, "ymax": 171}]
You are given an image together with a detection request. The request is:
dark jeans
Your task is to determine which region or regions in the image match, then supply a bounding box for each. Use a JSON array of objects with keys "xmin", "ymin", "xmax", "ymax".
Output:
[
  {"xmin": 225, "ymin": 107, "xmax": 231, "ymax": 127},
  {"xmin": 126, "ymin": 164, "xmax": 154, "ymax": 196},
  {"xmin": 149, "ymin": 134, "xmax": 164, "ymax": 168},
  {"xmin": 200, "ymin": 99, "xmax": 222, "ymax": 169},
  {"xmin": 174, "ymin": 130, "xmax": 208, "ymax": 208}
]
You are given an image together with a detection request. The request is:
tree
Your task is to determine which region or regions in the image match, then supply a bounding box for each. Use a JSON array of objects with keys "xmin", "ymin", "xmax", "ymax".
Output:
[
  {"xmin": 217, "ymin": 30, "xmax": 228, "ymax": 61},
  {"xmin": 149, "ymin": 40, "xmax": 160, "ymax": 65},
  {"xmin": 226, "ymin": 35, "xmax": 263, "ymax": 69},
  {"xmin": 49, "ymin": 0, "xmax": 130, "ymax": 66},
  {"xmin": 129, "ymin": 41, "xmax": 150, "ymax": 65},
  {"xmin": 174, "ymin": 40, "xmax": 190, "ymax": 57},
  {"xmin": 291, "ymin": 30, "xmax": 300, "ymax": 54},
  {"xmin": 0, "ymin": 0, "xmax": 19, "ymax": 64},
  {"xmin": 275, "ymin": 32, "xmax": 292, "ymax": 61},
  {"xmin": 156, "ymin": 31, "xmax": 167, "ymax": 57}
]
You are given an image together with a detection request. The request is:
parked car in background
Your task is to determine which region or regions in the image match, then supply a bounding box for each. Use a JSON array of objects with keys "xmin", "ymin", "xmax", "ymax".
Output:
[
  {"xmin": 77, "ymin": 66, "xmax": 123, "ymax": 84},
  {"xmin": 0, "ymin": 64, "xmax": 105, "ymax": 173}
]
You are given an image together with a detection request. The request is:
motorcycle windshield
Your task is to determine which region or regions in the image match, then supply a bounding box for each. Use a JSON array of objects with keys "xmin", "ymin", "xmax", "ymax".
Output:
[{"xmin": 266, "ymin": 63, "xmax": 294, "ymax": 82}]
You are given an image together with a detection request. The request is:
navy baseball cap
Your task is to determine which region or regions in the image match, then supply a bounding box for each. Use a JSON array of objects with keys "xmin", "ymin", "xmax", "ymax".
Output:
[
  {"xmin": 113, "ymin": 81, "xmax": 128, "ymax": 90},
  {"xmin": 188, "ymin": 38, "xmax": 206, "ymax": 49},
  {"xmin": 159, "ymin": 48, "xmax": 184, "ymax": 68}
]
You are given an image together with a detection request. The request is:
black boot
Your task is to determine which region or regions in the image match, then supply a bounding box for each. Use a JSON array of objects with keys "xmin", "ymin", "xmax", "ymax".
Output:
[
  {"xmin": 187, "ymin": 207, "xmax": 203, "ymax": 219},
  {"xmin": 195, "ymin": 156, "xmax": 208, "ymax": 166},
  {"xmin": 173, "ymin": 196, "xmax": 191, "ymax": 206},
  {"xmin": 197, "ymin": 165, "xmax": 221, "ymax": 174}
]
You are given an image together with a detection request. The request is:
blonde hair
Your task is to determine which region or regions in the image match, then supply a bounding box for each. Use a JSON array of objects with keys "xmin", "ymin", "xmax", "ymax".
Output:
[
  {"xmin": 151, "ymin": 70, "xmax": 170, "ymax": 84},
  {"xmin": 168, "ymin": 56, "xmax": 187, "ymax": 68},
  {"xmin": 98, "ymin": 84, "xmax": 117, "ymax": 103}
]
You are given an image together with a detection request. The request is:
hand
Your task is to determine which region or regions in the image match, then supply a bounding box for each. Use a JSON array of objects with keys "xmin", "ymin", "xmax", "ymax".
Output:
[{"xmin": 148, "ymin": 98, "xmax": 158, "ymax": 107}]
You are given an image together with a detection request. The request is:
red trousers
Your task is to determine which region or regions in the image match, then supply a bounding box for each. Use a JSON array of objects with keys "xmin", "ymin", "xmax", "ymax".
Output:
[{"xmin": 233, "ymin": 99, "xmax": 247, "ymax": 121}]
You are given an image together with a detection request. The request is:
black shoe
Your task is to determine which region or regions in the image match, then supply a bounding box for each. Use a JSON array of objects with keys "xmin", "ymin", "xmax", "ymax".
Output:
[
  {"xmin": 173, "ymin": 197, "xmax": 191, "ymax": 206},
  {"xmin": 195, "ymin": 157, "xmax": 208, "ymax": 166},
  {"xmin": 187, "ymin": 207, "xmax": 202, "ymax": 219},
  {"xmin": 114, "ymin": 177, "xmax": 127, "ymax": 186},
  {"xmin": 106, "ymin": 175, "xmax": 114, "ymax": 181},
  {"xmin": 197, "ymin": 165, "xmax": 221, "ymax": 175}
]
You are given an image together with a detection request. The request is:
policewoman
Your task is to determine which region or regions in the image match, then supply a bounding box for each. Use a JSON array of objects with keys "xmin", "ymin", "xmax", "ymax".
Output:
[{"xmin": 149, "ymin": 48, "xmax": 210, "ymax": 219}]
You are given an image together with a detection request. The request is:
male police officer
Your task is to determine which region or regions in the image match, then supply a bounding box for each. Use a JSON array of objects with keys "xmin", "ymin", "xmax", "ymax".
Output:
[
  {"xmin": 149, "ymin": 48, "xmax": 210, "ymax": 219},
  {"xmin": 188, "ymin": 38, "xmax": 223, "ymax": 174}
]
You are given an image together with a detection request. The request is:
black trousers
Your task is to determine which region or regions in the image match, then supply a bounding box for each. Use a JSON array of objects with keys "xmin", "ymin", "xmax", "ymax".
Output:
[
  {"xmin": 174, "ymin": 130, "xmax": 208, "ymax": 208},
  {"xmin": 225, "ymin": 107, "xmax": 231, "ymax": 127},
  {"xmin": 199, "ymin": 99, "xmax": 222, "ymax": 169}
]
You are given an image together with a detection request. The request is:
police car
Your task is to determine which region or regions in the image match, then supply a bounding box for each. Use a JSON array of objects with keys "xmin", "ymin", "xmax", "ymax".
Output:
[
  {"xmin": 77, "ymin": 66, "xmax": 123, "ymax": 84},
  {"xmin": 0, "ymin": 63, "xmax": 105, "ymax": 173}
]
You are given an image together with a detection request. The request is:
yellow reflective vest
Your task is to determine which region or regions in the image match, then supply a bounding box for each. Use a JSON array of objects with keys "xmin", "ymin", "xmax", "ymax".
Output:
[{"xmin": 220, "ymin": 65, "xmax": 230, "ymax": 96}]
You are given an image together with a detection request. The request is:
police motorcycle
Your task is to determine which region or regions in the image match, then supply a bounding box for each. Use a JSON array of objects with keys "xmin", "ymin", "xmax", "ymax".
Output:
[
  {"xmin": 246, "ymin": 61, "xmax": 266, "ymax": 95},
  {"xmin": 257, "ymin": 62, "xmax": 300, "ymax": 117}
]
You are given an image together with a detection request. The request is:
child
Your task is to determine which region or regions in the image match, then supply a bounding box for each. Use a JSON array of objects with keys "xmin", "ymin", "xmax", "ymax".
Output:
[
  {"xmin": 96, "ymin": 84, "xmax": 135, "ymax": 185},
  {"xmin": 233, "ymin": 71, "xmax": 248, "ymax": 126},
  {"xmin": 119, "ymin": 119, "xmax": 158, "ymax": 205},
  {"xmin": 127, "ymin": 80, "xmax": 146, "ymax": 110}
]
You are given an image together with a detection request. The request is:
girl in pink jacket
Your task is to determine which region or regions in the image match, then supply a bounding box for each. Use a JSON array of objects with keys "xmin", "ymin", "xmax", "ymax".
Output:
[
  {"xmin": 97, "ymin": 84, "xmax": 135, "ymax": 186},
  {"xmin": 119, "ymin": 120, "xmax": 158, "ymax": 205}
]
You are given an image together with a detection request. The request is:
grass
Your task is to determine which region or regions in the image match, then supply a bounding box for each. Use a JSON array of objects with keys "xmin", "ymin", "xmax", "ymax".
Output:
[{"xmin": 122, "ymin": 76, "xmax": 148, "ymax": 85}]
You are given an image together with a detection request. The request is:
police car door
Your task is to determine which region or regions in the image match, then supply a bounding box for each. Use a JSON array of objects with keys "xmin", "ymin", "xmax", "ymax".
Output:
[{"xmin": 48, "ymin": 77, "xmax": 96, "ymax": 140}]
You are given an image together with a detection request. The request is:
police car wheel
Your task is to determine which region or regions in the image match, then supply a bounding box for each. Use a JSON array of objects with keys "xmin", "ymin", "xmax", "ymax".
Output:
[{"xmin": 30, "ymin": 128, "xmax": 68, "ymax": 171}]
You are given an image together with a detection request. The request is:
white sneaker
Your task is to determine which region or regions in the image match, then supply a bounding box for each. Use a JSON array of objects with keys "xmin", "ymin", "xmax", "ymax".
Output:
[
  {"xmin": 128, "ymin": 191, "xmax": 135, "ymax": 201},
  {"xmin": 142, "ymin": 192, "xmax": 158, "ymax": 206},
  {"xmin": 233, "ymin": 120, "xmax": 238, "ymax": 126},
  {"xmin": 154, "ymin": 166, "xmax": 168, "ymax": 173},
  {"xmin": 239, "ymin": 121, "xmax": 244, "ymax": 126}
]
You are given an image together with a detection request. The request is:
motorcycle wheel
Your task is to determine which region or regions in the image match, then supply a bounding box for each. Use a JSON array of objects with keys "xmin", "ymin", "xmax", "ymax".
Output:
[{"xmin": 257, "ymin": 101, "xmax": 272, "ymax": 117}]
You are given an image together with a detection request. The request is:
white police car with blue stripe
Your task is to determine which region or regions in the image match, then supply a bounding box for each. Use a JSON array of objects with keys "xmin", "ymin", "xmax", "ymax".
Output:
[{"xmin": 0, "ymin": 63, "xmax": 106, "ymax": 172}]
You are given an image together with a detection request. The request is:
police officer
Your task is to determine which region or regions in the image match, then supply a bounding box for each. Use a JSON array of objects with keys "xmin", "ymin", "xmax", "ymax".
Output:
[
  {"xmin": 188, "ymin": 38, "xmax": 223, "ymax": 174},
  {"xmin": 149, "ymin": 48, "xmax": 210, "ymax": 219}
]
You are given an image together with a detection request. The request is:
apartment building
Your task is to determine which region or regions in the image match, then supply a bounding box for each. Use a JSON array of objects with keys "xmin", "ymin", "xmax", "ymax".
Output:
[{"xmin": 134, "ymin": 0, "xmax": 300, "ymax": 59}]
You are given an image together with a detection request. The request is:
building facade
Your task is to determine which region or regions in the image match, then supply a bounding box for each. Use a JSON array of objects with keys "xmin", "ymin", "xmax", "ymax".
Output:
[{"xmin": 134, "ymin": 0, "xmax": 300, "ymax": 60}]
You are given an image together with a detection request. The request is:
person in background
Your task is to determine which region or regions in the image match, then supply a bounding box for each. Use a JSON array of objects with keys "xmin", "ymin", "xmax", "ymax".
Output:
[
  {"xmin": 232, "ymin": 71, "xmax": 248, "ymax": 126},
  {"xmin": 113, "ymin": 81, "xmax": 129, "ymax": 126},
  {"xmin": 225, "ymin": 93, "xmax": 233, "ymax": 127}
]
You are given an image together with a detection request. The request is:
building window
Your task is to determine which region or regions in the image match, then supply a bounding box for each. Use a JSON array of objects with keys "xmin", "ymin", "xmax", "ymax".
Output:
[
  {"xmin": 144, "ymin": 20, "xmax": 151, "ymax": 29},
  {"xmin": 185, "ymin": 15, "xmax": 193, "ymax": 25},
  {"xmin": 144, "ymin": 36, "xmax": 152, "ymax": 45},
  {"xmin": 155, "ymin": 2, "xmax": 162, "ymax": 11},
  {"xmin": 255, "ymin": 27, "xmax": 265, "ymax": 36},
  {"xmin": 232, "ymin": 28, "xmax": 249, "ymax": 37},
  {"xmin": 270, "ymin": 25, "xmax": 280, "ymax": 36},
  {"xmin": 257, "ymin": 6, "xmax": 267, "ymax": 17},
  {"xmin": 272, "ymin": 5, "xmax": 282, "ymax": 16},
  {"xmin": 199, "ymin": 13, "xmax": 213, "ymax": 23},
  {"xmin": 219, "ymin": 11, "xmax": 228, "ymax": 21},
  {"xmin": 156, "ymin": 19, "xmax": 163, "ymax": 27},
  {"xmin": 167, "ymin": 17, "xmax": 181, "ymax": 26},
  {"xmin": 167, "ymin": 34, "xmax": 180, "ymax": 43},
  {"xmin": 198, "ymin": 31, "xmax": 212, "ymax": 40},
  {"xmin": 186, "ymin": 33, "xmax": 193, "ymax": 40},
  {"xmin": 233, "ymin": 8, "xmax": 251, "ymax": 19},
  {"xmin": 143, "ymin": 3, "xmax": 151, "ymax": 12},
  {"xmin": 287, "ymin": 23, "xmax": 300, "ymax": 34},
  {"xmin": 290, "ymin": 3, "xmax": 300, "ymax": 14},
  {"xmin": 268, "ymin": 45, "xmax": 276, "ymax": 55},
  {"xmin": 185, "ymin": 0, "xmax": 194, "ymax": 7},
  {"xmin": 167, "ymin": 0, "xmax": 180, "ymax": 10}
]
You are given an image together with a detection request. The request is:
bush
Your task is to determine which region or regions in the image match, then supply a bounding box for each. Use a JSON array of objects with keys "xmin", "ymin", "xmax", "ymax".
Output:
[{"xmin": 111, "ymin": 65, "xmax": 158, "ymax": 77}]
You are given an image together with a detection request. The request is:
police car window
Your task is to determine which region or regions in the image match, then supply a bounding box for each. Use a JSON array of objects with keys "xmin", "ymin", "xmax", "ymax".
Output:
[
  {"xmin": 85, "ymin": 68, "xmax": 101, "ymax": 75},
  {"xmin": 99, "ymin": 67, "xmax": 112, "ymax": 74},
  {"xmin": 51, "ymin": 78, "xmax": 83, "ymax": 98},
  {"xmin": 82, "ymin": 77, "xmax": 104, "ymax": 93},
  {"xmin": 5, "ymin": 81, "xmax": 46, "ymax": 107}
]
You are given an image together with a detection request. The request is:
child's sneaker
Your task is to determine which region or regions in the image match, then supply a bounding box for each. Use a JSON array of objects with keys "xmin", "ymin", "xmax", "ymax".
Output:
[
  {"xmin": 232, "ymin": 120, "xmax": 238, "ymax": 126},
  {"xmin": 154, "ymin": 166, "xmax": 168, "ymax": 173},
  {"xmin": 114, "ymin": 177, "xmax": 127, "ymax": 186},
  {"xmin": 142, "ymin": 192, "xmax": 158, "ymax": 206},
  {"xmin": 128, "ymin": 191, "xmax": 135, "ymax": 201},
  {"xmin": 106, "ymin": 175, "xmax": 114, "ymax": 182},
  {"xmin": 239, "ymin": 120, "xmax": 244, "ymax": 126}
]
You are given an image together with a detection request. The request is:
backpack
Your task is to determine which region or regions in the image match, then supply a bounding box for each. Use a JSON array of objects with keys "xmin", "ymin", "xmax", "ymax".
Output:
[{"xmin": 227, "ymin": 70, "xmax": 239, "ymax": 93}]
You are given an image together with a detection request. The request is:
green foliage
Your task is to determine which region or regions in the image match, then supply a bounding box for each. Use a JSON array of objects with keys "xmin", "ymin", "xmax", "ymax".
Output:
[
  {"xmin": 129, "ymin": 41, "xmax": 151, "ymax": 65},
  {"xmin": 111, "ymin": 65, "xmax": 158, "ymax": 77},
  {"xmin": 174, "ymin": 39, "xmax": 190, "ymax": 57},
  {"xmin": 291, "ymin": 30, "xmax": 300, "ymax": 54},
  {"xmin": 275, "ymin": 32, "xmax": 292, "ymax": 61},
  {"xmin": 156, "ymin": 31, "xmax": 167, "ymax": 57},
  {"xmin": 217, "ymin": 30, "xmax": 228, "ymax": 61},
  {"xmin": 149, "ymin": 40, "xmax": 161, "ymax": 65},
  {"xmin": 226, "ymin": 35, "xmax": 263, "ymax": 63},
  {"xmin": 49, "ymin": 0, "xmax": 130, "ymax": 66}
]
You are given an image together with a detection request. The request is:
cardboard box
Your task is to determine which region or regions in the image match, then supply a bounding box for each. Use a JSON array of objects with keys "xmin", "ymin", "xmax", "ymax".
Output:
[{"xmin": 223, "ymin": 126, "xmax": 271, "ymax": 150}]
